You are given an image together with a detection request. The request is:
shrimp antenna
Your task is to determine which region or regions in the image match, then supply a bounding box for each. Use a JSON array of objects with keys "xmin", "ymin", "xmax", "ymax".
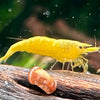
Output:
[
  {"xmin": 6, "ymin": 37, "xmax": 25, "ymax": 41},
  {"xmin": 94, "ymin": 34, "xmax": 96, "ymax": 47}
]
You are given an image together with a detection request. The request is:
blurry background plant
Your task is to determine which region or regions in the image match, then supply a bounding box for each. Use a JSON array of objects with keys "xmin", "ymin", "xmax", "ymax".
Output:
[{"xmin": 0, "ymin": 0, "xmax": 100, "ymax": 72}]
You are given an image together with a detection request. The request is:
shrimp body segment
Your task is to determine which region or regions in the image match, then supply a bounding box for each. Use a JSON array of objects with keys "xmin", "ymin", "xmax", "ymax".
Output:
[{"xmin": 0, "ymin": 36, "xmax": 99, "ymax": 72}]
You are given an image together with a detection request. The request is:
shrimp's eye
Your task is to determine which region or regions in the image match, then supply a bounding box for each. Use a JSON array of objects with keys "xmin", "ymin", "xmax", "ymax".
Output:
[{"xmin": 79, "ymin": 46, "xmax": 82, "ymax": 49}]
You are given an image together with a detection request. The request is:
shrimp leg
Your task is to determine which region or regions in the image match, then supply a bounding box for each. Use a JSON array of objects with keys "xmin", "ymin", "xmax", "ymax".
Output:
[
  {"xmin": 62, "ymin": 62, "xmax": 65, "ymax": 70},
  {"xmin": 50, "ymin": 61, "xmax": 57, "ymax": 70},
  {"xmin": 67, "ymin": 62, "xmax": 70, "ymax": 70}
]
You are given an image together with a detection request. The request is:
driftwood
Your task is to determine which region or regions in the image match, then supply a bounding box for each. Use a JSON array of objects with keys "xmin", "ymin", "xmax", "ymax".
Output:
[{"xmin": 0, "ymin": 64, "xmax": 100, "ymax": 100}]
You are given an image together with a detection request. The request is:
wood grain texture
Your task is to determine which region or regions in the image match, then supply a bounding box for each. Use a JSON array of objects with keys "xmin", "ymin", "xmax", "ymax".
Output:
[{"xmin": 0, "ymin": 64, "xmax": 100, "ymax": 100}]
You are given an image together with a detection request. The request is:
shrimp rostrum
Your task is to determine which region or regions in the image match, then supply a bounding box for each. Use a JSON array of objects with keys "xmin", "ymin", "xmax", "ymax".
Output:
[{"xmin": 0, "ymin": 36, "xmax": 99, "ymax": 72}]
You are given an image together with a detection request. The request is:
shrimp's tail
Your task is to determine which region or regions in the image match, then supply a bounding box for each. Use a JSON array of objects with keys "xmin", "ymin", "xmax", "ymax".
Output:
[
  {"xmin": 0, "ymin": 38, "xmax": 31, "ymax": 63},
  {"xmin": 0, "ymin": 56, "xmax": 8, "ymax": 63},
  {"xmin": 0, "ymin": 50, "xmax": 15, "ymax": 63},
  {"xmin": 0, "ymin": 45, "xmax": 17, "ymax": 63}
]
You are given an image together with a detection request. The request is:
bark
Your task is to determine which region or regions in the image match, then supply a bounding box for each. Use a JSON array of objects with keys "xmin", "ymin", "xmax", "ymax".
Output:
[{"xmin": 0, "ymin": 64, "xmax": 100, "ymax": 100}]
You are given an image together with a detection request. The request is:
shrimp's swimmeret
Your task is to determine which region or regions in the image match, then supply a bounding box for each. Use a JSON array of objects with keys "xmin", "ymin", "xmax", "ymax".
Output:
[{"xmin": 0, "ymin": 36, "xmax": 100, "ymax": 72}]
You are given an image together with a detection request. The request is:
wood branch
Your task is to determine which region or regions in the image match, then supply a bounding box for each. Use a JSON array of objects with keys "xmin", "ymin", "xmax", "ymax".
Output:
[{"xmin": 0, "ymin": 64, "xmax": 100, "ymax": 100}]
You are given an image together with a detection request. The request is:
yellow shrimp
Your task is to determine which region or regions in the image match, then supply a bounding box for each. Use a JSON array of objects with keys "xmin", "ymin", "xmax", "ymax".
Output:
[{"xmin": 0, "ymin": 36, "xmax": 99, "ymax": 72}]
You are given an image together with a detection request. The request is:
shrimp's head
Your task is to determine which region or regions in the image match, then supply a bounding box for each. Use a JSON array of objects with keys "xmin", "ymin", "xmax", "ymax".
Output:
[
  {"xmin": 74, "ymin": 42, "xmax": 100, "ymax": 55},
  {"xmin": 59, "ymin": 40, "xmax": 100, "ymax": 60}
]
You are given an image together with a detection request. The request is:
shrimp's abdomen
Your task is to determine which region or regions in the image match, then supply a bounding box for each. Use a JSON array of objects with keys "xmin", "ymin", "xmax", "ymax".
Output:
[
  {"xmin": 27, "ymin": 37, "xmax": 72, "ymax": 62},
  {"xmin": 24, "ymin": 36, "xmax": 56, "ymax": 55},
  {"xmin": 0, "ymin": 36, "xmax": 57, "ymax": 62}
]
